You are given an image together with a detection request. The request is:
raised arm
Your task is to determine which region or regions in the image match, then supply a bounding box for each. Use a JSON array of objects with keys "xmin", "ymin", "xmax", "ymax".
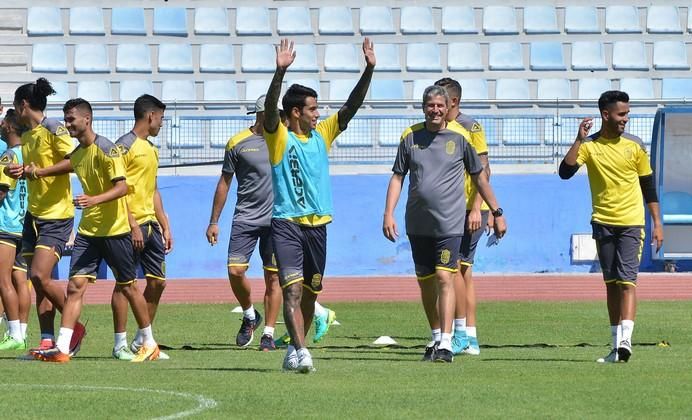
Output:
[
  {"xmin": 264, "ymin": 39, "xmax": 296, "ymax": 134},
  {"xmin": 560, "ymin": 118, "xmax": 592, "ymax": 179},
  {"xmin": 337, "ymin": 38, "xmax": 376, "ymax": 131}
]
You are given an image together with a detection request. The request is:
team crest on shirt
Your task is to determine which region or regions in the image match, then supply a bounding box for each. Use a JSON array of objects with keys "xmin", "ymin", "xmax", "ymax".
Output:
[
  {"xmin": 471, "ymin": 122, "xmax": 482, "ymax": 132},
  {"xmin": 624, "ymin": 147, "xmax": 633, "ymax": 160},
  {"xmin": 0, "ymin": 155, "xmax": 10, "ymax": 164},
  {"xmin": 311, "ymin": 274, "xmax": 322, "ymax": 289},
  {"xmin": 55, "ymin": 126, "xmax": 69, "ymax": 136},
  {"xmin": 440, "ymin": 249, "xmax": 451, "ymax": 264},
  {"xmin": 108, "ymin": 147, "xmax": 120, "ymax": 158},
  {"xmin": 445, "ymin": 141, "xmax": 456, "ymax": 155}
]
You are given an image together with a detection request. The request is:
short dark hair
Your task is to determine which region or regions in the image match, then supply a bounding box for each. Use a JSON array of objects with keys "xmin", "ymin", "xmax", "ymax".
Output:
[
  {"xmin": 3, "ymin": 109, "xmax": 24, "ymax": 134},
  {"xmin": 281, "ymin": 84, "xmax": 318, "ymax": 117},
  {"xmin": 63, "ymin": 98, "xmax": 93, "ymax": 116},
  {"xmin": 434, "ymin": 77, "xmax": 462, "ymax": 99},
  {"xmin": 134, "ymin": 94, "xmax": 166, "ymax": 120},
  {"xmin": 598, "ymin": 90, "xmax": 629, "ymax": 112},
  {"xmin": 14, "ymin": 77, "xmax": 56, "ymax": 112}
]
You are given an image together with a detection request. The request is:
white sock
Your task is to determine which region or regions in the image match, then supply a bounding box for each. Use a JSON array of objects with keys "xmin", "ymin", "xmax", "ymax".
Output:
[
  {"xmin": 20, "ymin": 323, "xmax": 28, "ymax": 340},
  {"xmin": 621, "ymin": 320, "xmax": 634, "ymax": 343},
  {"xmin": 243, "ymin": 305, "xmax": 255, "ymax": 320},
  {"xmin": 263, "ymin": 326, "xmax": 275, "ymax": 337},
  {"xmin": 314, "ymin": 302, "xmax": 328, "ymax": 317},
  {"xmin": 466, "ymin": 327, "xmax": 477, "ymax": 338},
  {"xmin": 114, "ymin": 332, "xmax": 128, "ymax": 350},
  {"xmin": 8, "ymin": 319, "xmax": 22, "ymax": 341},
  {"xmin": 138, "ymin": 325, "xmax": 156, "ymax": 347},
  {"xmin": 133, "ymin": 329, "xmax": 144, "ymax": 346},
  {"xmin": 439, "ymin": 333, "xmax": 453, "ymax": 351},
  {"xmin": 431, "ymin": 328, "xmax": 441, "ymax": 343},
  {"xmin": 56, "ymin": 327, "xmax": 73, "ymax": 354},
  {"xmin": 454, "ymin": 318, "xmax": 467, "ymax": 334}
]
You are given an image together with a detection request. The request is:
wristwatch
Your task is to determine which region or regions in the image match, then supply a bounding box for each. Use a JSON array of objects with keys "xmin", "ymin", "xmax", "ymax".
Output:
[{"xmin": 491, "ymin": 207, "xmax": 504, "ymax": 218}]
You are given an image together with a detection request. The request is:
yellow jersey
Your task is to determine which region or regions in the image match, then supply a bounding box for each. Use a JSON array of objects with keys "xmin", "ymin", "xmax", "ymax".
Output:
[
  {"xmin": 70, "ymin": 135, "xmax": 130, "ymax": 237},
  {"xmin": 20, "ymin": 117, "xmax": 74, "ymax": 219},
  {"xmin": 450, "ymin": 114, "xmax": 489, "ymax": 211},
  {"xmin": 116, "ymin": 131, "xmax": 159, "ymax": 225}
]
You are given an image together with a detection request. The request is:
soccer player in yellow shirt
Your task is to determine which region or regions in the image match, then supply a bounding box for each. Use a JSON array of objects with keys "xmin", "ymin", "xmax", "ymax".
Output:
[{"xmin": 559, "ymin": 90, "xmax": 664, "ymax": 363}]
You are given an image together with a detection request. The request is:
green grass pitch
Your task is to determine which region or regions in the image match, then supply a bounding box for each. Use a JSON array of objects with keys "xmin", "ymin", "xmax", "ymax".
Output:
[{"xmin": 0, "ymin": 301, "xmax": 690, "ymax": 418}]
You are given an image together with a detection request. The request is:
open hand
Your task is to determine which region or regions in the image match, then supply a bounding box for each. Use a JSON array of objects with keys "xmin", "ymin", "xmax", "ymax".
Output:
[
  {"xmin": 363, "ymin": 37, "xmax": 376, "ymax": 68},
  {"xmin": 276, "ymin": 39, "xmax": 296, "ymax": 70},
  {"xmin": 577, "ymin": 118, "xmax": 594, "ymax": 142}
]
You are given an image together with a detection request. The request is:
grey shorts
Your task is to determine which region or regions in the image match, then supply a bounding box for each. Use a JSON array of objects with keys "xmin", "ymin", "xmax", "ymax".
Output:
[
  {"xmin": 228, "ymin": 222, "xmax": 277, "ymax": 272},
  {"xmin": 69, "ymin": 233, "xmax": 137, "ymax": 284},
  {"xmin": 0, "ymin": 232, "xmax": 28, "ymax": 272},
  {"xmin": 592, "ymin": 222, "xmax": 644, "ymax": 286},
  {"xmin": 459, "ymin": 210, "xmax": 490, "ymax": 266},
  {"xmin": 271, "ymin": 218, "xmax": 326, "ymax": 294},
  {"xmin": 408, "ymin": 235, "xmax": 461, "ymax": 280},
  {"xmin": 137, "ymin": 221, "xmax": 166, "ymax": 280}
]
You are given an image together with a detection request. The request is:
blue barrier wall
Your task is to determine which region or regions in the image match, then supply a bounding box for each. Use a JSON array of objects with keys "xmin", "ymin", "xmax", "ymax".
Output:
[{"xmin": 56, "ymin": 173, "xmax": 600, "ymax": 279}]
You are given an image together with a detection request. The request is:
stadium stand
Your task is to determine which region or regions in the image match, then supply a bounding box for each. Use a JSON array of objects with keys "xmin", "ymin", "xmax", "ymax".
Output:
[
  {"xmin": 441, "ymin": 6, "xmax": 476, "ymax": 34},
  {"xmin": 194, "ymin": 7, "xmax": 230, "ymax": 35},
  {"xmin": 111, "ymin": 8, "xmax": 146, "ymax": 35},
  {"xmin": 200, "ymin": 44, "xmax": 235, "ymax": 73},
  {"xmin": 447, "ymin": 43, "xmax": 483, "ymax": 72},
  {"xmin": 69, "ymin": 7, "xmax": 105, "ymax": 35},
  {"xmin": 319, "ymin": 7, "xmax": 354, "ymax": 35},
  {"xmin": 74, "ymin": 44, "xmax": 109, "ymax": 73}
]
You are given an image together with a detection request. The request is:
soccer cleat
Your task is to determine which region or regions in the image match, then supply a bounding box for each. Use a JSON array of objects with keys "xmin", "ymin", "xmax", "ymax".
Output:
[
  {"xmin": 131, "ymin": 344, "xmax": 160, "ymax": 362},
  {"xmin": 0, "ymin": 335, "xmax": 27, "ymax": 351},
  {"xmin": 35, "ymin": 347, "xmax": 71, "ymax": 363},
  {"xmin": 236, "ymin": 310, "xmax": 262, "ymax": 347},
  {"xmin": 297, "ymin": 350, "xmax": 316, "ymax": 373},
  {"xmin": 596, "ymin": 348, "xmax": 619, "ymax": 363},
  {"xmin": 463, "ymin": 337, "xmax": 481, "ymax": 356},
  {"xmin": 433, "ymin": 348, "xmax": 454, "ymax": 363},
  {"xmin": 617, "ymin": 339, "xmax": 632, "ymax": 362},
  {"xmin": 259, "ymin": 334, "xmax": 276, "ymax": 352},
  {"xmin": 282, "ymin": 348, "xmax": 299, "ymax": 372},
  {"xmin": 69, "ymin": 321, "xmax": 87, "ymax": 357},
  {"xmin": 112, "ymin": 345, "xmax": 135, "ymax": 361},
  {"xmin": 451, "ymin": 331, "xmax": 470, "ymax": 355},
  {"xmin": 422, "ymin": 341, "xmax": 438, "ymax": 362},
  {"xmin": 313, "ymin": 309, "xmax": 336, "ymax": 343},
  {"xmin": 274, "ymin": 332, "xmax": 291, "ymax": 347}
]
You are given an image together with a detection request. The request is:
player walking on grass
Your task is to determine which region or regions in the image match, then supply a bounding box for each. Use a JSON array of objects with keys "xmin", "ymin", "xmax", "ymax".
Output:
[
  {"xmin": 559, "ymin": 90, "xmax": 663, "ymax": 363},
  {"xmin": 0, "ymin": 109, "xmax": 30, "ymax": 350},
  {"xmin": 383, "ymin": 85, "xmax": 506, "ymax": 363},
  {"xmin": 111, "ymin": 94, "xmax": 173, "ymax": 360},
  {"xmin": 34, "ymin": 99, "xmax": 159, "ymax": 363},
  {"xmin": 435, "ymin": 78, "xmax": 494, "ymax": 356},
  {"xmin": 7, "ymin": 78, "xmax": 85, "ymax": 355},
  {"xmin": 263, "ymin": 38, "xmax": 375, "ymax": 372}
]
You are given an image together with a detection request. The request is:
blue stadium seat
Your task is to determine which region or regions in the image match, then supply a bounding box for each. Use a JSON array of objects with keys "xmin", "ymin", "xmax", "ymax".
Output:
[
  {"xmin": 537, "ymin": 79, "xmax": 571, "ymax": 100},
  {"xmin": 524, "ymin": 6, "xmax": 558, "ymax": 34},
  {"xmin": 647, "ymin": 6, "xmax": 681, "ymax": 34},
  {"xmin": 370, "ymin": 79, "xmax": 405, "ymax": 101},
  {"xmin": 530, "ymin": 42, "xmax": 565, "ymax": 71},
  {"xmin": 32, "ymin": 44, "xmax": 67, "ymax": 73},
  {"xmin": 571, "ymin": 42, "xmax": 607, "ymax": 71},
  {"xmin": 111, "ymin": 8, "xmax": 146, "ymax": 35},
  {"xmin": 564, "ymin": 7, "xmax": 599, "ymax": 33},
  {"xmin": 661, "ymin": 78, "xmax": 692, "ymax": 98},
  {"xmin": 578, "ymin": 79, "xmax": 612, "ymax": 99},
  {"xmin": 501, "ymin": 118, "xmax": 540, "ymax": 145},
  {"xmin": 277, "ymin": 7, "xmax": 313, "ymax": 35},
  {"xmin": 612, "ymin": 41, "xmax": 648, "ymax": 70},
  {"xmin": 374, "ymin": 44, "xmax": 401, "ymax": 72},
  {"xmin": 653, "ymin": 41, "xmax": 689, "ymax": 70},
  {"xmin": 119, "ymin": 80, "xmax": 153, "ymax": 102},
  {"xmin": 483, "ymin": 6, "xmax": 518, "ymax": 35},
  {"xmin": 27, "ymin": 7, "xmax": 63, "ymax": 36},
  {"xmin": 411, "ymin": 79, "xmax": 437, "ymax": 101},
  {"xmin": 400, "ymin": 7, "xmax": 435, "ymax": 34},
  {"xmin": 116, "ymin": 44, "xmax": 151, "ymax": 72},
  {"xmin": 335, "ymin": 119, "xmax": 372, "ymax": 147},
  {"xmin": 194, "ymin": 8, "xmax": 229, "ymax": 35},
  {"xmin": 447, "ymin": 43, "xmax": 482, "ymax": 71},
  {"xmin": 158, "ymin": 44, "xmax": 193, "ymax": 73},
  {"xmin": 329, "ymin": 79, "xmax": 358, "ymax": 101},
  {"xmin": 319, "ymin": 7, "xmax": 354, "ymax": 35},
  {"xmin": 77, "ymin": 81, "xmax": 111, "ymax": 102},
  {"xmin": 442, "ymin": 7, "xmax": 477, "ymax": 34},
  {"xmin": 203, "ymin": 80, "xmax": 239, "ymax": 102},
  {"xmin": 378, "ymin": 118, "xmax": 416, "ymax": 146},
  {"xmin": 406, "ymin": 43, "xmax": 441, "ymax": 72},
  {"xmin": 359, "ymin": 7, "xmax": 395, "ymax": 34},
  {"xmin": 50, "ymin": 81, "xmax": 71, "ymax": 103},
  {"xmin": 69, "ymin": 7, "xmax": 105, "ymax": 35},
  {"xmin": 74, "ymin": 44, "xmax": 109, "ymax": 73},
  {"xmin": 605, "ymin": 6, "xmax": 640, "ymax": 33},
  {"xmin": 324, "ymin": 44, "xmax": 359, "ymax": 72},
  {"xmin": 460, "ymin": 79, "xmax": 489, "ymax": 100},
  {"xmin": 200, "ymin": 44, "xmax": 235, "ymax": 73},
  {"xmin": 289, "ymin": 44, "xmax": 319, "ymax": 72},
  {"xmin": 241, "ymin": 44, "xmax": 275, "ymax": 73},
  {"xmin": 286, "ymin": 79, "xmax": 321, "ymax": 97},
  {"xmin": 489, "ymin": 43, "xmax": 524, "ymax": 70},
  {"xmin": 620, "ymin": 78, "xmax": 654, "ymax": 99},
  {"xmin": 244, "ymin": 80, "xmax": 270, "ymax": 100},
  {"xmin": 495, "ymin": 79, "xmax": 530, "ymax": 101},
  {"xmin": 153, "ymin": 8, "xmax": 188, "ymax": 36},
  {"xmin": 162, "ymin": 80, "xmax": 196, "ymax": 102},
  {"xmin": 236, "ymin": 7, "xmax": 272, "ymax": 35}
]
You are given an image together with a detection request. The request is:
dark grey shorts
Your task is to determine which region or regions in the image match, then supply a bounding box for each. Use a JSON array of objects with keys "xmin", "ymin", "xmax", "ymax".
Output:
[
  {"xmin": 459, "ymin": 210, "xmax": 490, "ymax": 266},
  {"xmin": 271, "ymin": 218, "xmax": 326, "ymax": 294},
  {"xmin": 0, "ymin": 232, "xmax": 27, "ymax": 272},
  {"xmin": 408, "ymin": 235, "xmax": 461, "ymax": 280},
  {"xmin": 22, "ymin": 212, "xmax": 73, "ymax": 260},
  {"xmin": 137, "ymin": 221, "xmax": 166, "ymax": 280},
  {"xmin": 228, "ymin": 222, "xmax": 276, "ymax": 271},
  {"xmin": 69, "ymin": 233, "xmax": 136, "ymax": 284},
  {"xmin": 592, "ymin": 222, "xmax": 644, "ymax": 285}
]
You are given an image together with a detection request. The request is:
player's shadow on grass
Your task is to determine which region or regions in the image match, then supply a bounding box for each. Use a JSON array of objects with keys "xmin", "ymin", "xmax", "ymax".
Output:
[
  {"xmin": 173, "ymin": 367, "xmax": 276, "ymax": 373},
  {"xmin": 317, "ymin": 355, "xmax": 418, "ymax": 363},
  {"xmin": 482, "ymin": 357, "xmax": 592, "ymax": 363}
]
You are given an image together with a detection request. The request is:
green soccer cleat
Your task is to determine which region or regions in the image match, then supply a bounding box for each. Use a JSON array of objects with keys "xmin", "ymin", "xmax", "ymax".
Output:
[
  {"xmin": 274, "ymin": 332, "xmax": 291, "ymax": 347},
  {"xmin": 313, "ymin": 309, "xmax": 336, "ymax": 343},
  {"xmin": 0, "ymin": 335, "xmax": 27, "ymax": 351},
  {"xmin": 112, "ymin": 345, "xmax": 135, "ymax": 361}
]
